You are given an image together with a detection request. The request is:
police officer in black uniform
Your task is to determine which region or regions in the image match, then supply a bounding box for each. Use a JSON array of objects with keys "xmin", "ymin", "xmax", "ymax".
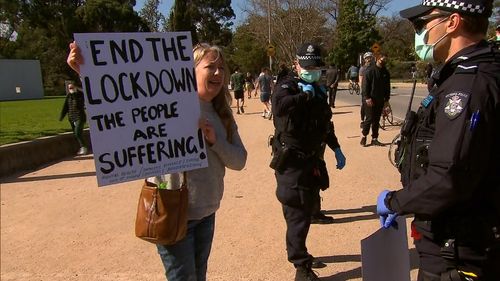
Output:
[
  {"xmin": 270, "ymin": 43, "xmax": 346, "ymax": 281},
  {"xmin": 376, "ymin": 1, "xmax": 500, "ymax": 280}
]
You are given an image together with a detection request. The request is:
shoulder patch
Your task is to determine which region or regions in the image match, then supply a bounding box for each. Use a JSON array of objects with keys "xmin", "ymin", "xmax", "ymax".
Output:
[
  {"xmin": 421, "ymin": 94, "xmax": 434, "ymax": 108},
  {"xmin": 444, "ymin": 92, "xmax": 469, "ymax": 119}
]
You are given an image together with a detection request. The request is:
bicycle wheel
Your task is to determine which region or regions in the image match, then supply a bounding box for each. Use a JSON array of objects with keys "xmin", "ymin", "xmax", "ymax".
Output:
[
  {"xmin": 385, "ymin": 104, "xmax": 394, "ymax": 125},
  {"xmin": 380, "ymin": 114, "xmax": 387, "ymax": 130},
  {"xmin": 348, "ymin": 83, "xmax": 354, "ymax": 95},
  {"xmin": 388, "ymin": 133, "xmax": 401, "ymax": 168}
]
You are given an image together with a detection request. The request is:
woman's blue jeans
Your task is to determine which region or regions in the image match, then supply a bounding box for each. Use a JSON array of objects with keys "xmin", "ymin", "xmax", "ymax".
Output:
[{"xmin": 156, "ymin": 213, "xmax": 215, "ymax": 281}]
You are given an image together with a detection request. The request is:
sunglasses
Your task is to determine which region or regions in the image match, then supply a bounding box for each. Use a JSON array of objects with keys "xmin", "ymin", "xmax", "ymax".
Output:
[{"xmin": 412, "ymin": 12, "xmax": 451, "ymax": 33}]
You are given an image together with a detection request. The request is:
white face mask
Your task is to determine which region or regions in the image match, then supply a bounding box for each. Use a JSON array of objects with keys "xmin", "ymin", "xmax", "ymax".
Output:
[{"xmin": 414, "ymin": 17, "xmax": 449, "ymax": 62}]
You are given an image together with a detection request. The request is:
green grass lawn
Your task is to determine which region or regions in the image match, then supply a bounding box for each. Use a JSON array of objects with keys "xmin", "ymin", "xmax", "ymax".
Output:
[{"xmin": 0, "ymin": 96, "xmax": 86, "ymax": 145}]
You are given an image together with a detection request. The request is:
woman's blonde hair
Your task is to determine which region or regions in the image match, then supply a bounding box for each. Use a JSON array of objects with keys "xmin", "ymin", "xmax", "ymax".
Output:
[{"xmin": 193, "ymin": 43, "xmax": 234, "ymax": 143}]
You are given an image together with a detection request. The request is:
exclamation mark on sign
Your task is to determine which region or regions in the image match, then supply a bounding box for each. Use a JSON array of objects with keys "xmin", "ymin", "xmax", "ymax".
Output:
[{"xmin": 198, "ymin": 128, "xmax": 206, "ymax": 160}]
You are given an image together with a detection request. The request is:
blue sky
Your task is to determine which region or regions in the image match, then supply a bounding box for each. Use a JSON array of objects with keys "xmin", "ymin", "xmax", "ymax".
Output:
[{"xmin": 134, "ymin": 0, "xmax": 422, "ymax": 25}]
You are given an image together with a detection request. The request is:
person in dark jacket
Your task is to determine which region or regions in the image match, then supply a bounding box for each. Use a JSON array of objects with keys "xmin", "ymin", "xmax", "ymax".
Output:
[
  {"xmin": 60, "ymin": 81, "xmax": 87, "ymax": 155},
  {"xmin": 270, "ymin": 43, "xmax": 346, "ymax": 281},
  {"xmin": 325, "ymin": 64, "xmax": 339, "ymax": 108},
  {"xmin": 360, "ymin": 54, "xmax": 391, "ymax": 146},
  {"xmin": 376, "ymin": 1, "xmax": 500, "ymax": 280}
]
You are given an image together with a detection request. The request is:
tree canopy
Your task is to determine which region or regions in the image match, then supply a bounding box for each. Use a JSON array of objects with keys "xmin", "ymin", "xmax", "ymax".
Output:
[
  {"xmin": 167, "ymin": 0, "xmax": 235, "ymax": 46},
  {"xmin": 1, "ymin": 0, "xmax": 148, "ymax": 94}
]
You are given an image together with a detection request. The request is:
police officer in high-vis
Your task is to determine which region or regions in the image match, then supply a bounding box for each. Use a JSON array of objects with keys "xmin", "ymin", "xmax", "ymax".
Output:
[
  {"xmin": 375, "ymin": 0, "xmax": 500, "ymax": 280},
  {"xmin": 270, "ymin": 43, "xmax": 346, "ymax": 281}
]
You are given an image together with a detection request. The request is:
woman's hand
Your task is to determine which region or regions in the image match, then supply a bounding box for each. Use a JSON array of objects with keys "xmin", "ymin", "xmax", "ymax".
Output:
[
  {"xmin": 67, "ymin": 41, "xmax": 83, "ymax": 75},
  {"xmin": 199, "ymin": 118, "xmax": 216, "ymax": 146}
]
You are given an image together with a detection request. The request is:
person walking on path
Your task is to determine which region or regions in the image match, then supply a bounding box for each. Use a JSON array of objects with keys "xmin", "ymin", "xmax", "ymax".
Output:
[
  {"xmin": 360, "ymin": 54, "xmax": 391, "ymax": 147},
  {"xmin": 270, "ymin": 43, "xmax": 346, "ymax": 281},
  {"xmin": 230, "ymin": 67, "xmax": 246, "ymax": 114},
  {"xmin": 244, "ymin": 72, "xmax": 255, "ymax": 99},
  {"xmin": 359, "ymin": 52, "xmax": 374, "ymax": 125},
  {"xmin": 254, "ymin": 67, "xmax": 274, "ymax": 119},
  {"xmin": 66, "ymin": 41, "xmax": 248, "ymax": 281},
  {"xmin": 376, "ymin": 0, "xmax": 500, "ymax": 280},
  {"xmin": 325, "ymin": 64, "xmax": 339, "ymax": 108},
  {"xmin": 59, "ymin": 80, "xmax": 87, "ymax": 156}
]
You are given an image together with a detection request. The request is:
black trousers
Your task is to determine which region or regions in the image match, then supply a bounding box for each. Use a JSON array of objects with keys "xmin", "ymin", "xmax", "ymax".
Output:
[
  {"xmin": 281, "ymin": 203, "xmax": 314, "ymax": 266},
  {"xmin": 361, "ymin": 99, "xmax": 384, "ymax": 138},
  {"xmin": 328, "ymin": 87, "xmax": 337, "ymax": 107},
  {"xmin": 276, "ymin": 167, "xmax": 319, "ymax": 267}
]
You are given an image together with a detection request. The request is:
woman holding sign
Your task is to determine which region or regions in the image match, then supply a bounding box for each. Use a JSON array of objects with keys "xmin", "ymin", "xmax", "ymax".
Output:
[{"xmin": 67, "ymin": 41, "xmax": 247, "ymax": 281}]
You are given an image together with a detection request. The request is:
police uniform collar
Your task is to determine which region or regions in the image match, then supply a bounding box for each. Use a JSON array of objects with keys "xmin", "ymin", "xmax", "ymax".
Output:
[
  {"xmin": 433, "ymin": 40, "xmax": 490, "ymax": 85},
  {"xmin": 448, "ymin": 40, "xmax": 490, "ymax": 66}
]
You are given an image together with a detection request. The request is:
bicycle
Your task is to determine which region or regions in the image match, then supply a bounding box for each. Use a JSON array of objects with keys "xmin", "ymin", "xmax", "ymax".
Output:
[
  {"xmin": 348, "ymin": 80, "xmax": 360, "ymax": 95},
  {"xmin": 380, "ymin": 101, "xmax": 395, "ymax": 130}
]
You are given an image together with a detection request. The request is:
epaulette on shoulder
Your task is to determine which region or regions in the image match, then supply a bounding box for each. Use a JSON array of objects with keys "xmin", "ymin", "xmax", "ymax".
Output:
[{"xmin": 455, "ymin": 63, "xmax": 479, "ymax": 74}]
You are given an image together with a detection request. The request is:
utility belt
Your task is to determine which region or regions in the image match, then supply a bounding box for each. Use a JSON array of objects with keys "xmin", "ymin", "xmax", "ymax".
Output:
[
  {"xmin": 414, "ymin": 218, "xmax": 500, "ymax": 281},
  {"xmin": 413, "ymin": 216, "xmax": 500, "ymax": 247},
  {"xmin": 269, "ymin": 135, "xmax": 319, "ymax": 173},
  {"xmin": 269, "ymin": 134, "xmax": 329, "ymax": 190}
]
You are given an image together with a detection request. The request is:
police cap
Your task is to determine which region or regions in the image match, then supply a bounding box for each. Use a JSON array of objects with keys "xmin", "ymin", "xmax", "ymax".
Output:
[
  {"xmin": 296, "ymin": 43, "xmax": 324, "ymax": 68},
  {"xmin": 400, "ymin": 0, "xmax": 493, "ymax": 20}
]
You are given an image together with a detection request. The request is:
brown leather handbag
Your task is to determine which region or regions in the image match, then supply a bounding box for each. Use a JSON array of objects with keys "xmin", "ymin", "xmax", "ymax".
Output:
[{"xmin": 135, "ymin": 173, "xmax": 188, "ymax": 245}]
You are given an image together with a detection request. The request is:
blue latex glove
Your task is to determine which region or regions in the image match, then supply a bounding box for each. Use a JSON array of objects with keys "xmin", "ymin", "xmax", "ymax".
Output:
[
  {"xmin": 334, "ymin": 147, "xmax": 346, "ymax": 170},
  {"xmin": 376, "ymin": 190, "xmax": 398, "ymax": 228},
  {"xmin": 298, "ymin": 82, "xmax": 315, "ymax": 100}
]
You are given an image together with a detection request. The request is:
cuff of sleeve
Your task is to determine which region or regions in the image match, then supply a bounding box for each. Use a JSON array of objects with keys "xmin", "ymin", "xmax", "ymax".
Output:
[{"xmin": 384, "ymin": 191, "xmax": 395, "ymax": 212}]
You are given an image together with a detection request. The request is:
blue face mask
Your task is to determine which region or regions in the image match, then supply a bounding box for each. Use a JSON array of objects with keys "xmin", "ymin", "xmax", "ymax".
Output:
[{"xmin": 299, "ymin": 69, "xmax": 322, "ymax": 83}]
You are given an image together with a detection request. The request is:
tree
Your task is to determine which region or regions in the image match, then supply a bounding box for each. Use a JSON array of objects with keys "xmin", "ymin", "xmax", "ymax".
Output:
[
  {"xmin": 328, "ymin": 0, "xmax": 381, "ymax": 70},
  {"xmin": 376, "ymin": 16, "xmax": 414, "ymax": 61},
  {"xmin": 167, "ymin": 0, "xmax": 197, "ymax": 43},
  {"xmin": 139, "ymin": 0, "xmax": 166, "ymax": 32},
  {"xmin": 77, "ymin": 0, "xmax": 148, "ymax": 32},
  {"xmin": 167, "ymin": 0, "xmax": 235, "ymax": 46},
  {"xmin": 245, "ymin": 0, "xmax": 331, "ymax": 69},
  {"xmin": 1, "ymin": 0, "xmax": 148, "ymax": 95},
  {"xmin": 320, "ymin": 0, "xmax": 390, "ymax": 24},
  {"xmin": 229, "ymin": 22, "xmax": 268, "ymax": 74}
]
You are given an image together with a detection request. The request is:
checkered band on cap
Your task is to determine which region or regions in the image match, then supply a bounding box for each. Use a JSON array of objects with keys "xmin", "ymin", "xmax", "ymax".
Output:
[
  {"xmin": 422, "ymin": 0, "xmax": 485, "ymax": 14},
  {"xmin": 296, "ymin": 55, "xmax": 322, "ymax": 60}
]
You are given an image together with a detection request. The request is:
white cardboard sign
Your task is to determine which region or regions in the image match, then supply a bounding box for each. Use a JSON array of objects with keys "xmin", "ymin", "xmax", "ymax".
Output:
[{"xmin": 74, "ymin": 32, "xmax": 208, "ymax": 186}]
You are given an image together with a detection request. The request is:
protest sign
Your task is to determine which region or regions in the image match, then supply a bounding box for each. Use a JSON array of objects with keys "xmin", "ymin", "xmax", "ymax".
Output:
[{"xmin": 74, "ymin": 32, "xmax": 208, "ymax": 187}]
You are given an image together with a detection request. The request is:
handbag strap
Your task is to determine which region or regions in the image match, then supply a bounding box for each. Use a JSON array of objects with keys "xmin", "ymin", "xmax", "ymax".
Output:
[{"xmin": 181, "ymin": 171, "xmax": 187, "ymax": 188}]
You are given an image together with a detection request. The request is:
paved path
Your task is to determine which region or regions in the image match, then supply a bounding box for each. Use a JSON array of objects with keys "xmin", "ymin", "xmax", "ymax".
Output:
[{"xmin": 1, "ymin": 90, "xmax": 419, "ymax": 281}]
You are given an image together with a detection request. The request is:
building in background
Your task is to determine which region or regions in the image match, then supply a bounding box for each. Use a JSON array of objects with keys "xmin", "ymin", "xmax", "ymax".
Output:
[{"xmin": 0, "ymin": 60, "xmax": 44, "ymax": 101}]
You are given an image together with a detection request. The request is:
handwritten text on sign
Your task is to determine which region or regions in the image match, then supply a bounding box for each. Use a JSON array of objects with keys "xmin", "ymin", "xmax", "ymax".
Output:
[{"xmin": 74, "ymin": 32, "xmax": 207, "ymax": 187}]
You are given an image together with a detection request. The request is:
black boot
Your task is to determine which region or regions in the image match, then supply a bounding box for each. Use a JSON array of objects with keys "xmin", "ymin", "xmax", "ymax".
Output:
[
  {"xmin": 311, "ymin": 213, "xmax": 334, "ymax": 224},
  {"xmin": 295, "ymin": 265, "xmax": 319, "ymax": 281}
]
